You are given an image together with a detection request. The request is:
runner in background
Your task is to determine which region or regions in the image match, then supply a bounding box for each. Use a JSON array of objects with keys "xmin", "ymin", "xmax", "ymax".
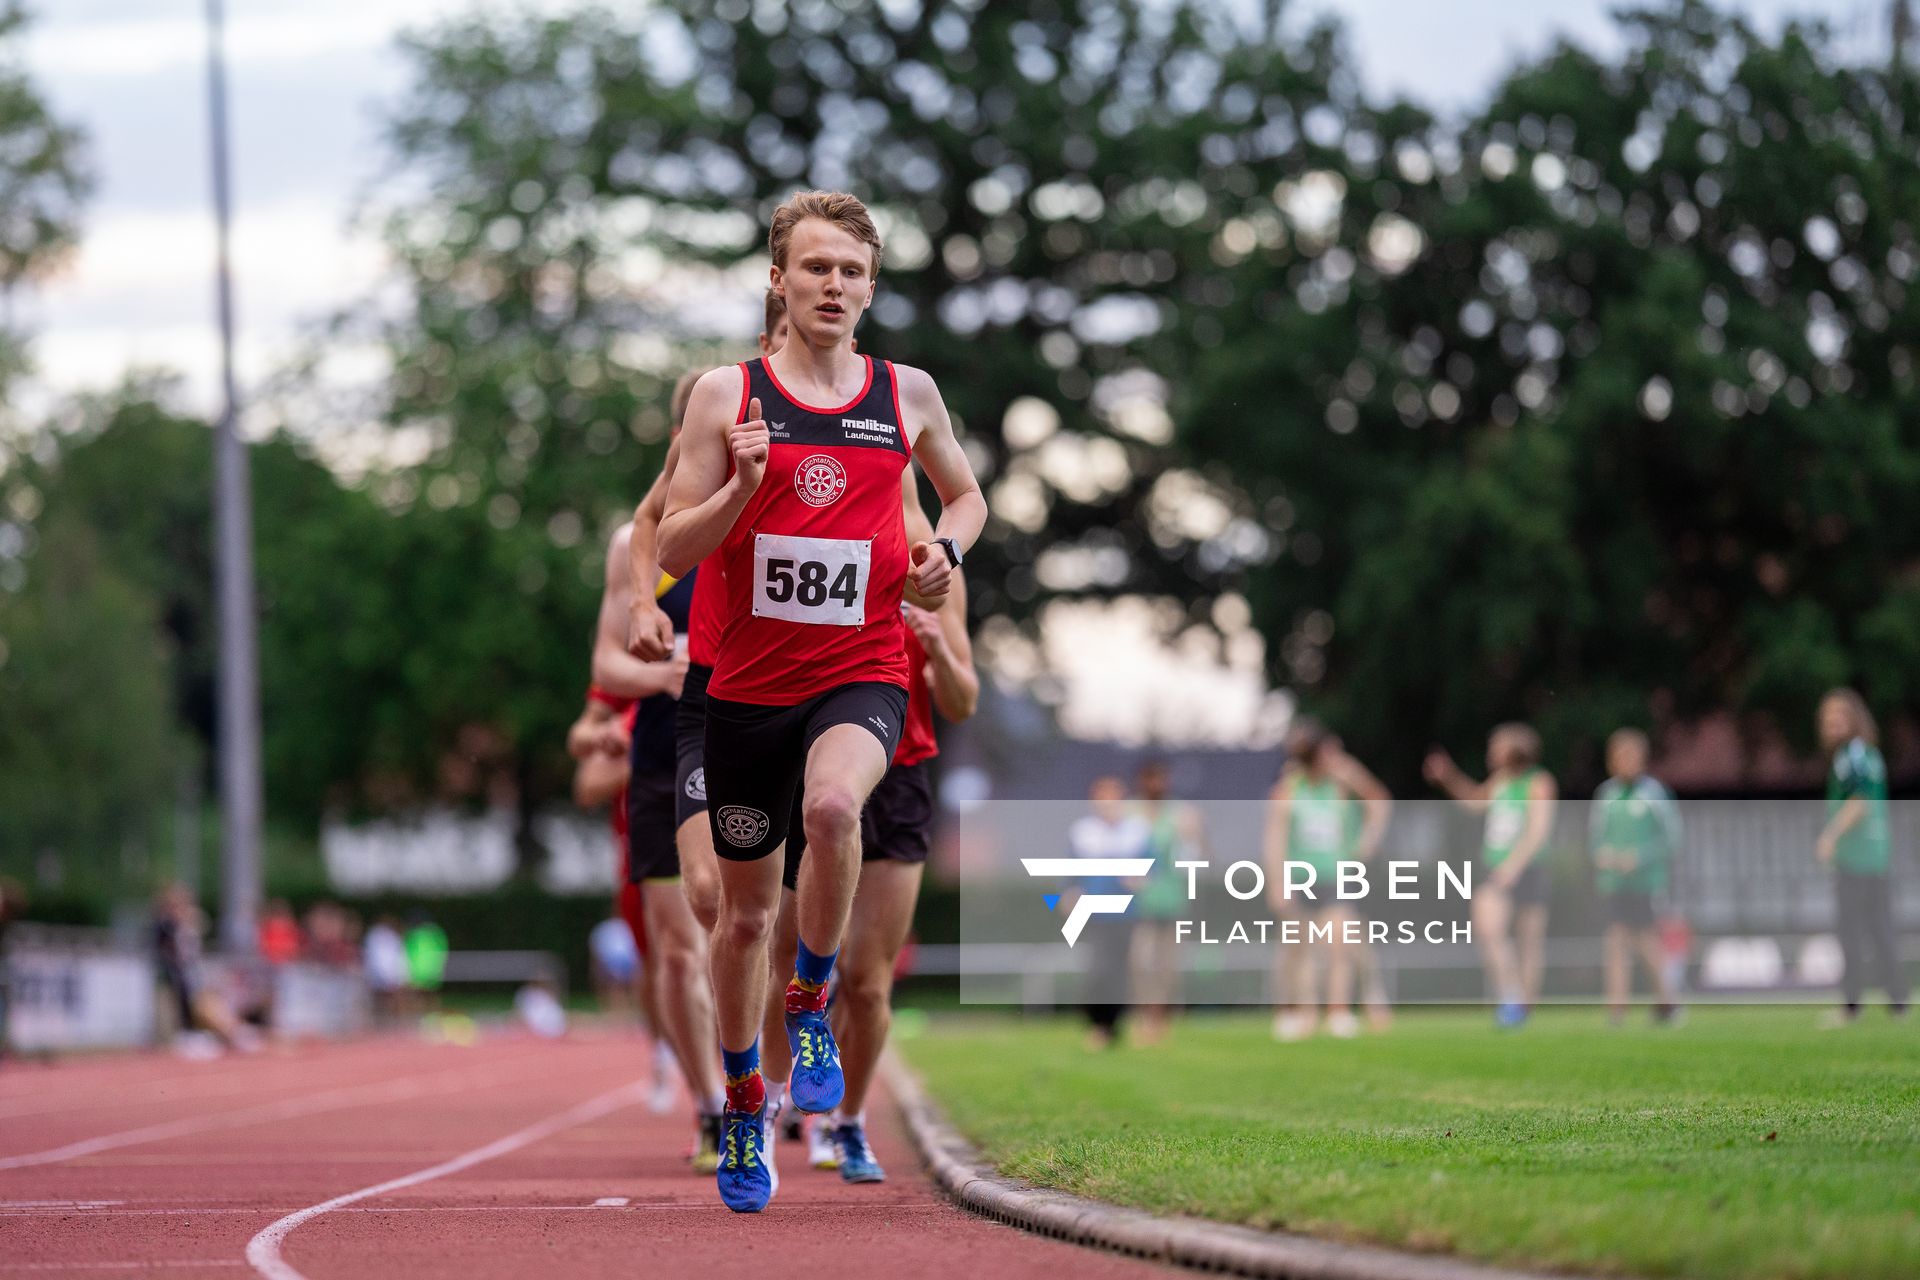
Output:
[
  {"xmin": 590, "ymin": 454, "xmax": 728, "ymax": 1167},
  {"xmin": 569, "ymin": 687, "xmax": 684, "ymax": 1118},
  {"xmin": 1815, "ymin": 688, "xmax": 1909, "ymax": 1024},
  {"xmin": 1264, "ymin": 719, "xmax": 1391, "ymax": 1041},
  {"xmin": 1127, "ymin": 761, "xmax": 1201, "ymax": 1047},
  {"xmin": 1425, "ymin": 725, "xmax": 1557, "ymax": 1027},
  {"xmin": 1589, "ymin": 728, "xmax": 1683, "ymax": 1026}
]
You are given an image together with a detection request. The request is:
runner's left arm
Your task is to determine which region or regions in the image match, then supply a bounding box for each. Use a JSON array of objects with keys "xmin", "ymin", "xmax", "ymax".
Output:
[
  {"xmin": 895, "ymin": 364, "xmax": 986, "ymax": 604},
  {"xmin": 909, "ymin": 570, "xmax": 978, "ymax": 722}
]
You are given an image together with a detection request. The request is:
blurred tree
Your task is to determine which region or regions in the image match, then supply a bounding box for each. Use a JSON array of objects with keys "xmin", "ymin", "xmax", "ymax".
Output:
[
  {"xmin": 1179, "ymin": 1, "xmax": 1920, "ymax": 781},
  {"xmin": 0, "ymin": 508, "xmax": 176, "ymax": 889}
]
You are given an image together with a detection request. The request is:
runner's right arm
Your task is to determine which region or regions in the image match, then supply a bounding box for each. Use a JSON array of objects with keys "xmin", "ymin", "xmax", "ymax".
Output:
[
  {"xmin": 658, "ymin": 367, "xmax": 763, "ymax": 577},
  {"xmin": 591, "ymin": 524, "xmax": 687, "ymax": 700},
  {"xmin": 1422, "ymin": 750, "xmax": 1490, "ymax": 812}
]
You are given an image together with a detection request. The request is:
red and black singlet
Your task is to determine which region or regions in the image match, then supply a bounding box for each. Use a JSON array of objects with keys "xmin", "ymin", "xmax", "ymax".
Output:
[{"xmin": 709, "ymin": 355, "xmax": 912, "ymax": 706}]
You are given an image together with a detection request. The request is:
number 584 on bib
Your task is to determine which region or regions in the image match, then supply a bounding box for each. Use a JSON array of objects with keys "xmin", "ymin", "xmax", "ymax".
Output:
[{"xmin": 751, "ymin": 532, "xmax": 871, "ymax": 627}]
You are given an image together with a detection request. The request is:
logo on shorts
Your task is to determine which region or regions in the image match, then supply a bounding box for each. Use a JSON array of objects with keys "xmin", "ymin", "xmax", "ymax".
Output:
[
  {"xmin": 794, "ymin": 454, "xmax": 847, "ymax": 507},
  {"xmin": 685, "ymin": 767, "xmax": 707, "ymax": 803},
  {"xmin": 717, "ymin": 804, "xmax": 770, "ymax": 849}
]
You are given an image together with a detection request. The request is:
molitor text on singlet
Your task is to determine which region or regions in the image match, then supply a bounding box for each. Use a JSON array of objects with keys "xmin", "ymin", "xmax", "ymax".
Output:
[{"xmin": 710, "ymin": 355, "xmax": 912, "ymax": 707}]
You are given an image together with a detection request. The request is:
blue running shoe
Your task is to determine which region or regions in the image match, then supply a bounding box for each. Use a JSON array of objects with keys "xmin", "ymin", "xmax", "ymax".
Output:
[
  {"xmin": 784, "ymin": 1007, "xmax": 844, "ymax": 1114},
  {"xmin": 834, "ymin": 1122, "xmax": 885, "ymax": 1184},
  {"xmin": 715, "ymin": 1106, "xmax": 777, "ymax": 1213},
  {"xmin": 1494, "ymin": 1001, "xmax": 1529, "ymax": 1028}
]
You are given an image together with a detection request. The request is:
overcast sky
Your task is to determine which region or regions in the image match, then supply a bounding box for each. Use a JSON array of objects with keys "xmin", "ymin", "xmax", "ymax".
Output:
[{"xmin": 18, "ymin": 0, "xmax": 1875, "ymax": 420}]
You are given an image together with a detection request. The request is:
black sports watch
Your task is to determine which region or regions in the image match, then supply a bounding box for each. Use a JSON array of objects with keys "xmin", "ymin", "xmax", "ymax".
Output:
[{"xmin": 934, "ymin": 536, "xmax": 964, "ymax": 569}]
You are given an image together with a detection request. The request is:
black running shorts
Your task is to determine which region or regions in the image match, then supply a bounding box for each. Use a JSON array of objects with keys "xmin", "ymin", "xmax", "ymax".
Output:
[
  {"xmin": 704, "ymin": 681, "xmax": 908, "ymax": 864},
  {"xmin": 782, "ymin": 757, "xmax": 934, "ymax": 890},
  {"xmin": 673, "ymin": 663, "xmax": 712, "ymax": 828},
  {"xmin": 625, "ymin": 772, "xmax": 680, "ymax": 883},
  {"xmin": 1602, "ymin": 889, "xmax": 1657, "ymax": 930}
]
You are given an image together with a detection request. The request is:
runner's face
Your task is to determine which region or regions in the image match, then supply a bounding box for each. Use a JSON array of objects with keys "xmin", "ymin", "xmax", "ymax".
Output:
[
  {"xmin": 1607, "ymin": 737, "xmax": 1646, "ymax": 778},
  {"xmin": 774, "ymin": 218, "xmax": 875, "ymax": 347},
  {"xmin": 1818, "ymin": 698, "xmax": 1851, "ymax": 751}
]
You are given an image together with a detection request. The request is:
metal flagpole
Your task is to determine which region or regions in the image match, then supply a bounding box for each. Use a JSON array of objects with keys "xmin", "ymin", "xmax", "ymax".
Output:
[{"xmin": 205, "ymin": 0, "xmax": 263, "ymax": 955}]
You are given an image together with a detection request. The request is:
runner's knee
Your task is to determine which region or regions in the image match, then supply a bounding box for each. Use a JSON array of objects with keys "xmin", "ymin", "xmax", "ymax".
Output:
[
  {"xmin": 801, "ymin": 784, "xmax": 861, "ymax": 851},
  {"xmin": 717, "ymin": 898, "xmax": 774, "ymax": 949},
  {"xmin": 839, "ymin": 963, "xmax": 893, "ymax": 1015}
]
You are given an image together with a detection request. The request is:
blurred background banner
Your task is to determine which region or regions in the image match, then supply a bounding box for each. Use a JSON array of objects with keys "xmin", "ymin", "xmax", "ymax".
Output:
[{"xmin": 0, "ymin": 0, "xmax": 1917, "ymax": 1009}]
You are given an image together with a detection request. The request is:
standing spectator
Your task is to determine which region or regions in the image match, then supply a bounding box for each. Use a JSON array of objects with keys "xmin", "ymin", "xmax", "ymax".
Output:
[
  {"xmin": 1426, "ymin": 724, "xmax": 1558, "ymax": 1027},
  {"xmin": 1590, "ymin": 729, "xmax": 1683, "ymax": 1025},
  {"xmin": 258, "ymin": 900, "xmax": 303, "ymax": 967},
  {"xmin": 1068, "ymin": 776, "xmax": 1151, "ymax": 1049},
  {"xmin": 404, "ymin": 914, "xmax": 450, "ymax": 1014},
  {"xmin": 363, "ymin": 915, "xmax": 410, "ymax": 1022},
  {"xmin": 152, "ymin": 883, "xmax": 257, "ymax": 1055},
  {"xmin": 1815, "ymin": 689, "xmax": 1909, "ymax": 1024},
  {"xmin": 1264, "ymin": 719, "xmax": 1393, "ymax": 1041},
  {"xmin": 1127, "ymin": 761, "xmax": 1200, "ymax": 1046}
]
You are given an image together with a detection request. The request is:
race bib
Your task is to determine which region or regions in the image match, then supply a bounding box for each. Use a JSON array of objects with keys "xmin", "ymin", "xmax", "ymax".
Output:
[{"xmin": 752, "ymin": 532, "xmax": 869, "ymax": 626}]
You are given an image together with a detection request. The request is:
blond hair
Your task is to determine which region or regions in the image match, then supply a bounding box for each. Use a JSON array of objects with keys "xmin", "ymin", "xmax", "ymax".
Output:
[{"xmin": 768, "ymin": 190, "xmax": 882, "ymax": 274}]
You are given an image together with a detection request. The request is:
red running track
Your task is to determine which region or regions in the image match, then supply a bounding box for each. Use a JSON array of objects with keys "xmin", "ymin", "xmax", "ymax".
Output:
[{"xmin": 0, "ymin": 1030, "xmax": 1172, "ymax": 1279}]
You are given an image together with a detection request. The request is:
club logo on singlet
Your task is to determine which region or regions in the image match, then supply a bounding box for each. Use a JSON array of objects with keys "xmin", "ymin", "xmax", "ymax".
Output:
[
  {"xmin": 717, "ymin": 804, "xmax": 770, "ymax": 849},
  {"xmin": 685, "ymin": 767, "xmax": 706, "ymax": 803},
  {"xmin": 794, "ymin": 454, "xmax": 847, "ymax": 507}
]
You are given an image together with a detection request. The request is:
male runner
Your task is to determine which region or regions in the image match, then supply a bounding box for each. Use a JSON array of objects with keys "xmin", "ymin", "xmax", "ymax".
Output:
[
  {"xmin": 658, "ymin": 190, "xmax": 986, "ymax": 1212},
  {"xmin": 591, "ymin": 463, "xmax": 728, "ymax": 1166}
]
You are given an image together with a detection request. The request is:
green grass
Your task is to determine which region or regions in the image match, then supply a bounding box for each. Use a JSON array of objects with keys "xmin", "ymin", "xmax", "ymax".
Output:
[{"xmin": 900, "ymin": 1008, "xmax": 1920, "ymax": 1279}]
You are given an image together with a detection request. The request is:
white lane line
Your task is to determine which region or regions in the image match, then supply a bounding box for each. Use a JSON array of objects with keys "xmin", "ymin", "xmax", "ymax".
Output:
[
  {"xmin": 592, "ymin": 1196, "xmax": 630, "ymax": 1206},
  {"xmin": 0, "ymin": 1060, "xmax": 546, "ymax": 1172},
  {"xmin": 244, "ymin": 1081, "xmax": 646, "ymax": 1280}
]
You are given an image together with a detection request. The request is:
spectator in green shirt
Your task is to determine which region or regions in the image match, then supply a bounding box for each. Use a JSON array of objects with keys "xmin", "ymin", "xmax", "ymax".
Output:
[
  {"xmin": 1590, "ymin": 729, "xmax": 1683, "ymax": 1026},
  {"xmin": 1816, "ymin": 689, "xmax": 1908, "ymax": 1022}
]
